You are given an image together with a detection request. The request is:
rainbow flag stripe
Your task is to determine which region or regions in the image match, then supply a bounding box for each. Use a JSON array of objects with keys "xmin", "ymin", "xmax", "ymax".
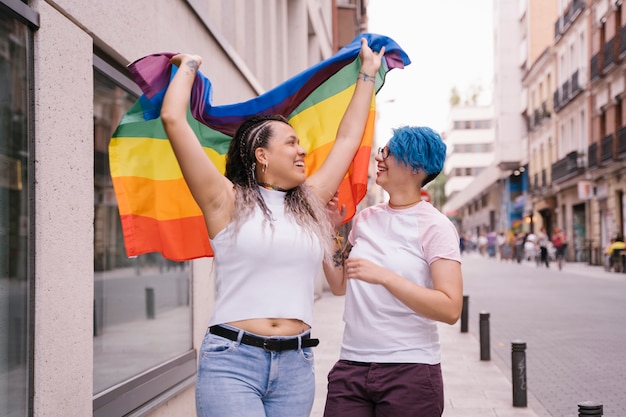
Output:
[{"xmin": 110, "ymin": 33, "xmax": 410, "ymax": 261}]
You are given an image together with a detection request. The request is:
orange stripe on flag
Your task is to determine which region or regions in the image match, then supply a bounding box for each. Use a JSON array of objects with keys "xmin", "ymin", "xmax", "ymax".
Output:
[{"xmin": 113, "ymin": 176, "xmax": 202, "ymax": 220}]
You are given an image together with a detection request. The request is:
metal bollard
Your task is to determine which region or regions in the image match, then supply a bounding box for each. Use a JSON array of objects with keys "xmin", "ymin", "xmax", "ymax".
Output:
[
  {"xmin": 460, "ymin": 295, "xmax": 469, "ymax": 333},
  {"xmin": 511, "ymin": 340, "xmax": 527, "ymax": 407},
  {"xmin": 578, "ymin": 401, "xmax": 603, "ymax": 416},
  {"xmin": 479, "ymin": 311, "xmax": 490, "ymax": 361},
  {"xmin": 146, "ymin": 287, "xmax": 155, "ymax": 319}
]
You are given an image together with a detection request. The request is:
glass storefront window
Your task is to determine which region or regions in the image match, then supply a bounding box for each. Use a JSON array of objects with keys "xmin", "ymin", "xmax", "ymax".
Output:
[
  {"xmin": 93, "ymin": 69, "xmax": 192, "ymax": 394},
  {"xmin": 0, "ymin": 12, "xmax": 31, "ymax": 417}
]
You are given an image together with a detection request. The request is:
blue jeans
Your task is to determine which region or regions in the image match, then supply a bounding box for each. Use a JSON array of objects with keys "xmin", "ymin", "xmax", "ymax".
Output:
[{"xmin": 196, "ymin": 324, "xmax": 316, "ymax": 417}]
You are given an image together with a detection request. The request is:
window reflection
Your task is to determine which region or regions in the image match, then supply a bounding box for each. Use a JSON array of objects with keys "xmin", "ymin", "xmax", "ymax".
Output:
[
  {"xmin": 0, "ymin": 14, "xmax": 30, "ymax": 417},
  {"xmin": 93, "ymin": 70, "xmax": 192, "ymax": 394}
]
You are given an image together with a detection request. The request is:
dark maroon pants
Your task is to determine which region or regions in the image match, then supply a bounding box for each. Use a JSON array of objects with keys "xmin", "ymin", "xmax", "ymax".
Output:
[{"xmin": 323, "ymin": 360, "xmax": 444, "ymax": 417}]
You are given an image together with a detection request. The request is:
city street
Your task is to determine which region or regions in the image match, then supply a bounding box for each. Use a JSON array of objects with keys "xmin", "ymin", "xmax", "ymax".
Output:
[{"xmin": 460, "ymin": 252, "xmax": 626, "ymax": 416}]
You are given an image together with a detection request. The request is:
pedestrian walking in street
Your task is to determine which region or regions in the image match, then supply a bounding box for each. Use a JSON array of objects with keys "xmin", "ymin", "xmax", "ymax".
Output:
[
  {"xmin": 604, "ymin": 234, "xmax": 625, "ymax": 272},
  {"xmin": 160, "ymin": 38, "xmax": 385, "ymax": 417},
  {"xmin": 552, "ymin": 226, "xmax": 567, "ymax": 270},
  {"xmin": 323, "ymin": 126, "xmax": 463, "ymax": 417},
  {"xmin": 537, "ymin": 227, "xmax": 550, "ymax": 268}
]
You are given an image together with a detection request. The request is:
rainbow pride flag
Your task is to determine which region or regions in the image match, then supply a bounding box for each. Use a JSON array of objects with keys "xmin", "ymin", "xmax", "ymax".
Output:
[{"xmin": 110, "ymin": 33, "xmax": 410, "ymax": 261}]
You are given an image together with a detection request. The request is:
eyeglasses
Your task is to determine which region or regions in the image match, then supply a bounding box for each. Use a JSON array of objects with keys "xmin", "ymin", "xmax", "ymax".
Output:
[{"xmin": 377, "ymin": 146, "xmax": 390, "ymax": 160}]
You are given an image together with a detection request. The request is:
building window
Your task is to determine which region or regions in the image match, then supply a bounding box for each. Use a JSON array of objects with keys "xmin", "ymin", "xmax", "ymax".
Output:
[
  {"xmin": 92, "ymin": 58, "xmax": 195, "ymax": 415},
  {"xmin": 0, "ymin": 8, "xmax": 33, "ymax": 417}
]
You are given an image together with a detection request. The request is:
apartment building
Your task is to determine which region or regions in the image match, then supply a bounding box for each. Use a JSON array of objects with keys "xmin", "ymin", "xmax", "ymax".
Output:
[
  {"xmin": 0, "ymin": 1, "xmax": 366, "ymax": 416},
  {"xmin": 445, "ymin": 0, "xmax": 625, "ymax": 261},
  {"xmin": 586, "ymin": 0, "xmax": 626, "ymax": 262},
  {"xmin": 529, "ymin": 0, "xmax": 625, "ymax": 264},
  {"xmin": 441, "ymin": 106, "xmax": 498, "ymax": 235},
  {"xmin": 523, "ymin": 1, "xmax": 560, "ymax": 238},
  {"xmin": 548, "ymin": 0, "xmax": 591, "ymax": 262}
]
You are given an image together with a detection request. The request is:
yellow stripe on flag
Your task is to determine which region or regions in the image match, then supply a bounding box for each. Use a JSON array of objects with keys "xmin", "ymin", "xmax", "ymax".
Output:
[{"xmin": 110, "ymin": 137, "xmax": 226, "ymax": 180}]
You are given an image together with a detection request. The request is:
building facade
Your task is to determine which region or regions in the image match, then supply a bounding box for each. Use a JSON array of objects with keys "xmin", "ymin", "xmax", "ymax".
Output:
[
  {"xmin": 523, "ymin": 0, "xmax": 560, "ymax": 238},
  {"xmin": 444, "ymin": 0, "xmax": 626, "ymax": 267},
  {"xmin": 586, "ymin": 0, "xmax": 626, "ymax": 263},
  {"xmin": 548, "ymin": 0, "xmax": 591, "ymax": 262},
  {"xmin": 443, "ymin": 106, "xmax": 495, "ymax": 200},
  {"xmin": 0, "ymin": 1, "xmax": 366, "ymax": 416}
]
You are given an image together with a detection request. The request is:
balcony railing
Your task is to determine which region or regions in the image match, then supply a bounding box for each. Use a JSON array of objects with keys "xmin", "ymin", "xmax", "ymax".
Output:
[
  {"xmin": 555, "ymin": 0, "xmax": 585, "ymax": 39},
  {"xmin": 553, "ymin": 89, "xmax": 560, "ymax": 112},
  {"xmin": 600, "ymin": 134, "xmax": 614, "ymax": 163},
  {"xmin": 603, "ymin": 38, "xmax": 615, "ymax": 70},
  {"xmin": 571, "ymin": 70, "xmax": 580, "ymax": 95},
  {"xmin": 590, "ymin": 53, "xmax": 602, "ymax": 81},
  {"xmin": 551, "ymin": 151, "xmax": 581, "ymax": 182},
  {"xmin": 618, "ymin": 125, "xmax": 626, "ymax": 157},
  {"xmin": 588, "ymin": 142, "xmax": 598, "ymax": 168},
  {"xmin": 555, "ymin": 19, "xmax": 561, "ymax": 40},
  {"xmin": 556, "ymin": 71, "xmax": 583, "ymax": 112}
]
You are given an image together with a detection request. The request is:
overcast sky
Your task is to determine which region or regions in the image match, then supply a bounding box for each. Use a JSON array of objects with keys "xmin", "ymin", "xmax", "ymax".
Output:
[{"xmin": 367, "ymin": 0, "xmax": 494, "ymax": 142}]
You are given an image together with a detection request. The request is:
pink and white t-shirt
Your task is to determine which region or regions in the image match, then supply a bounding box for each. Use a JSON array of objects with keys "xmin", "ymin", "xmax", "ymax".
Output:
[{"xmin": 340, "ymin": 201, "xmax": 461, "ymax": 364}]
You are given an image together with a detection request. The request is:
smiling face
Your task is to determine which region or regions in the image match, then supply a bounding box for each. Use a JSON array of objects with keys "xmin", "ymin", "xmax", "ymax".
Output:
[
  {"xmin": 374, "ymin": 144, "xmax": 416, "ymax": 192},
  {"xmin": 256, "ymin": 121, "xmax": 307, "ymax": 189}
]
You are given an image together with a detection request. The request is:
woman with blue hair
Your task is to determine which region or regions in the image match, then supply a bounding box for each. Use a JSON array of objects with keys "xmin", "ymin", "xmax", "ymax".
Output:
[{"xmin": 323, "ymin": 126, "xmax": 463, "ymax": 417}]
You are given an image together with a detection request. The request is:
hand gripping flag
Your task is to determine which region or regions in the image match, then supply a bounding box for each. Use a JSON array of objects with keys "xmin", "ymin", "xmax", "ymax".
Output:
[{"xmin": 110, "ymin": 33, "xmax": 410, "ymax": 261}]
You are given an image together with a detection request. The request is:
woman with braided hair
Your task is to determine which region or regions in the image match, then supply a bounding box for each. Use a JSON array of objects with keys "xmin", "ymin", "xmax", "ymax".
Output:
[{"xmin": 160, "ymin": 38, "xmax": 384, "ymax": 417}]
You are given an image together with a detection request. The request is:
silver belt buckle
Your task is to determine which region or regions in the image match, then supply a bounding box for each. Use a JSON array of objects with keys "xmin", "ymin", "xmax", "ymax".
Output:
[{"xmin": 263, "ymin": 337, "xmax": 280, "ymax": 351}]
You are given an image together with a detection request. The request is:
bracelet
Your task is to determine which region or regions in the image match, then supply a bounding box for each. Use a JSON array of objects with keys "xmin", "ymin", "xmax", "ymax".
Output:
[{"xmin": 357, "ymin": 71, "xmax": 375, "ymax": 83}]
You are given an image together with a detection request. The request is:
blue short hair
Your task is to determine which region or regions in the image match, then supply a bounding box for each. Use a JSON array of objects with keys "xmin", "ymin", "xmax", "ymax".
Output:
[{"xmin": 387, "ymin": 126, "xmax": 446, "ymax": 186}]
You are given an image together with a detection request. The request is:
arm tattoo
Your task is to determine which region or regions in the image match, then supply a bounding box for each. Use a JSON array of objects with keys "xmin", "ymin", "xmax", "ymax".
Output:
[
  {"xmin": 331, "ymin": 242, "xmax": 352, "ymax": 268},
  {"xmin": 185, "ymin": 60, "xmax": 198, "ymax": 75}
]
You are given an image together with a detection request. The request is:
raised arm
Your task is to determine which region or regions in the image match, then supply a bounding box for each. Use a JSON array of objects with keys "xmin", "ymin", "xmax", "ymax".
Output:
[
  {"xmin": 160, "ymin": 54, "xmax": 234, "ymax": 237},
  {"xmin": 306, "ymin": 38, "xmax": 385, "ymax": 203}
]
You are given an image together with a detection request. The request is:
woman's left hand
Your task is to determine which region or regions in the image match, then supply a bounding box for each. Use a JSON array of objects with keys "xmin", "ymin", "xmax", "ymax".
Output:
[
  {"xmin": 345, "ymin": 257, "xmax": 386, "ymax": 285},
  {"xmin": 326, "ymin": 192, "xmax": 346, "ymax": 229}
]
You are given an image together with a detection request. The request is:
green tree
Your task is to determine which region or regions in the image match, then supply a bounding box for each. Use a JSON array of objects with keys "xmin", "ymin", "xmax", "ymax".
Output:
[
  {"xmin": 426, "ymin": 171, "xmax": 447, "ymax": 210},
  {"xmin": 449, "ymin": 86, "xmax": 461, "ymax": 107},
  {"xmin": 464, "ymin": 83, "xmax": 483, "ymax": 105}
]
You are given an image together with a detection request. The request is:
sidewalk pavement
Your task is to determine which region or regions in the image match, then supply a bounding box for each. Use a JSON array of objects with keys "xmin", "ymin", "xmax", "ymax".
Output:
[{"xmin": 311, "ymin": 290, "xmax": 551, "ymax": 417}]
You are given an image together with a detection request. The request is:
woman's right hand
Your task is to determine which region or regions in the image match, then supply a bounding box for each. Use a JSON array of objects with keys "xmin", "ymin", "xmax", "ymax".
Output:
[{"xmin": 358, "ymin": 38, "xmax": 385, "ymax": 79}]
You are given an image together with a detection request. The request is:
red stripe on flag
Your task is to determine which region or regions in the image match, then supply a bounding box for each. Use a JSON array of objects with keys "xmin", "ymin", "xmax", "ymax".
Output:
[{"xmin": 121, "ymin": 213, "xmax": 213, "ymax": 261}]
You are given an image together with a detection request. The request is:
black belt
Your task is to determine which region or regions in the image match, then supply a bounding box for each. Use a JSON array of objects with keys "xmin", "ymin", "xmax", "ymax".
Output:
[{"xmin": 209, "ymin": 325, "xmax": 319, "ymax": 351}]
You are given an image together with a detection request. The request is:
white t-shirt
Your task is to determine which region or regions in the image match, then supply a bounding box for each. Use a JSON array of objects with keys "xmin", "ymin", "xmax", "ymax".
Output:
[
  {"xmin": 208, "ymin": 187, "xmax": 322, "ymax": 327},
  {"xmin": 340, "ymin": 201, "xmax": 461, "ymax": 364}
]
